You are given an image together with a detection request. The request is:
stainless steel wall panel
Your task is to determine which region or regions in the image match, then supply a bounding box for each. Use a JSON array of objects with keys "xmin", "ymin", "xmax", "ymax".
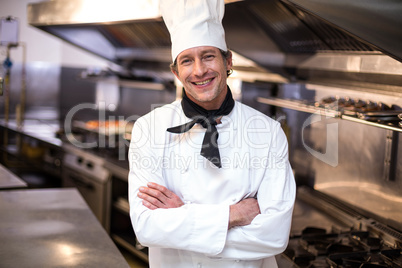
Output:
[{"xmin": 0, "ymin": 62, "xmax": 60, "ymax": 120}]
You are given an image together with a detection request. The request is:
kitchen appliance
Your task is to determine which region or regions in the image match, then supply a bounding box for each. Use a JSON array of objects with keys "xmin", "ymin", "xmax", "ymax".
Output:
[
  {"xmin": 279, "ymin": 186, "xmax": 402, "ymax": 267},
  {"xmin": 66, "ymin": 119, "xmax": 133, "ymax": 159},
  {"xmin": 62, "ymin": 144, "xmax": 112, "ymax": 231}
]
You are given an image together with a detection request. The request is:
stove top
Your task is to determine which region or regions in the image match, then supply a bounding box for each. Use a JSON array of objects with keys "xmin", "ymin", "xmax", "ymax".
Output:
[
  {"xmin": 285, "ymin": 187, "xmax": 402, "ymax": 268},
  {"xmin": 284, "ymin": 226, "xmax": 401, "ymax": 267}
]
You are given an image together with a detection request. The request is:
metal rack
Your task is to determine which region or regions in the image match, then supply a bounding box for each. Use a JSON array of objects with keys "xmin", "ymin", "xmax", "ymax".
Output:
[
  {"xmin": 257, "ymin": 97, "xmax": 402, "ymax": 133},
  {"xmin": 257, "ymin": 96, "xmax": 401, "ymax": 182}
]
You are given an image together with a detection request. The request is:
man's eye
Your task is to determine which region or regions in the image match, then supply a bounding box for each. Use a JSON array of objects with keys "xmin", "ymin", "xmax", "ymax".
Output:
[
  {"xmin": 204, "ymin": 55, "xmax": 215, "ymax": 60},
  {"xmin": 180, "ymin": 59, "xmax": 191, "ymax": 65}
]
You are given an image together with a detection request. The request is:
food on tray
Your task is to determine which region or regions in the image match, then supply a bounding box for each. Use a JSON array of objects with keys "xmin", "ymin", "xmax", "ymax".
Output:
[
  {"xmin": 83, "ymin": 120, "xmax": 134, "ymax": 135},
  {"xmin": 85, "ymin": 120, "xmax": 122, "ymax": 129}
]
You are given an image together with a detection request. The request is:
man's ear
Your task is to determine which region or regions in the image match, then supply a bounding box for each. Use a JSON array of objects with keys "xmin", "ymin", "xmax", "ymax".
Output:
[
  {"xmin": 172, "ymin": 70, "xmax": 179, "ymax": 80},
  {"xmin": 226, "ymin": 51, "xmax": 233, "ymax": 71}
]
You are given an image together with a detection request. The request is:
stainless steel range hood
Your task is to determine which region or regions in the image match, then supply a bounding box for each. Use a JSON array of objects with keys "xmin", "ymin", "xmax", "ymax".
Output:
[
  {"xmin": 223, "ymin": 0, "xmax": 402, "ymax": 90},
  {"xmin": 28, "ymin": 0, "xmax": 402, "ymax": 88},
  {"xmin": 27, "ymin": 0, "xmax": 171, "ymax": 64}
]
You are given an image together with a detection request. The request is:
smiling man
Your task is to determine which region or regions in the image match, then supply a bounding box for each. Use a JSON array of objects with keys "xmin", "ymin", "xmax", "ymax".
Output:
[
  {"xmin": 173, "ymin": 46, "xmax": 231, "ymax": 110},
  {"xmin": 128, "ymin": 0, "xmax": 296, "ymax": 267}
]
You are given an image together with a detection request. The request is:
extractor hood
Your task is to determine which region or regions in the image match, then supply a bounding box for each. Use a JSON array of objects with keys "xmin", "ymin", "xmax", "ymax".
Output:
[
  {"xmin": 223, "ymin": 0, "xmax": 402, "ymax": 89},
  {"xmin": 27, "ymin": 0, "xmax": 171, "ymax": 64},
  {"xmin": 28, "ymin": 0, "xmax": 402, "ymax": 88}
]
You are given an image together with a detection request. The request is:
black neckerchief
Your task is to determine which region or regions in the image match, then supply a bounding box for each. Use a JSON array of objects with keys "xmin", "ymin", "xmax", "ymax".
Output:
[{"xmin": 167, "ymin": 86, "xmax": 235, "ymax": 168}]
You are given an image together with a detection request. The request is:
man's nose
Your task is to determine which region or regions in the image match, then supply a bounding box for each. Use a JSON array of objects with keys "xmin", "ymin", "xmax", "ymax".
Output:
[{"xmin": 193, "ymin": 58, "xmax": 207, "ymax": 76}]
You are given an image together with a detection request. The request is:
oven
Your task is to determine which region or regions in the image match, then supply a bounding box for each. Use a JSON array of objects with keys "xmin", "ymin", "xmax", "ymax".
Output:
[{"xmin": 62, "ymin": 144, "xmax": 112, "ymax": 231}]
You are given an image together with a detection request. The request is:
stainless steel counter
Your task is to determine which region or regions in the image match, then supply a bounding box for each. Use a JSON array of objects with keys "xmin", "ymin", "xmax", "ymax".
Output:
[
  {"xmin": 0, "ymin": 163, "xmax": 27, "ymax": 190},
  {"xmin": 0, "ymin": 188, "xmax": 130, "ymax": 267},
  {"xmin": 0, "ymin": 119, "xmax": 62, "ymax": 147}
]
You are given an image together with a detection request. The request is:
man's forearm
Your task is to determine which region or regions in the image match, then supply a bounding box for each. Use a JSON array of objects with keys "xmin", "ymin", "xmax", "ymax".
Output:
[{"xmin": 228, "ymin": 198, "xmax": 260, "ymax": 229}]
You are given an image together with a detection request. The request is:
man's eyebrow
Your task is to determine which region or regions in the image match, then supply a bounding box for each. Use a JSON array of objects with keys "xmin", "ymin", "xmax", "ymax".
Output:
[
  {"xmin": 177, "ymin": 53, "xmax": 192, "ymax": 62},
  {"xmin": 178, "ymin": 49, "xmax": 218, "ymax": 61},
  {"xmin": 200, "ymin": 49, "xmax": 218, "ymax": 55}
]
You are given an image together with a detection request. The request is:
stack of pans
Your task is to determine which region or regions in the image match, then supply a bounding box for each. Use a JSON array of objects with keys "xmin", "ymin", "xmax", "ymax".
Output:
[{"xmin": 318, "ymin": 96, "xmax": 402, "ymax": 127}]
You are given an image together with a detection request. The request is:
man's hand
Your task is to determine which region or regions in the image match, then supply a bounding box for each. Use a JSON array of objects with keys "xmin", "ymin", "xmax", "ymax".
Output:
[
  {"xmin": 138, "ymin": 182, "xmax": 184, "ymax": 210},
  {"xmin": 229, "ymin": 198, "xmax": 260, "ymax": 229}
]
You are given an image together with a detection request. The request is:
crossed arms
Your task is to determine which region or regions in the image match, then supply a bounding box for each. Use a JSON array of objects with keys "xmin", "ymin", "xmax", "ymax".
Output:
[
  {"xmin": 129, "ymin": 114, "xmax": 296, "ymax": 258},
  {"xmin": 138, "ymin": 182, "xmax": 261, "ymax": 229}
]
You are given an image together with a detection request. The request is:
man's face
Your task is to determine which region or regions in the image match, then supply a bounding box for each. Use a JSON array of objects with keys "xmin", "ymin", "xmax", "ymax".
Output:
[{"xmin": 173, "ymin": 46, "xmax": 232, "ymax": 110}]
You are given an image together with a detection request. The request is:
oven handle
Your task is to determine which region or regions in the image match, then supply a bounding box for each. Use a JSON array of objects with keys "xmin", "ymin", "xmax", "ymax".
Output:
[{"xmin": 68, "ymin": 174, "xmax": 95, "ymax": 190}]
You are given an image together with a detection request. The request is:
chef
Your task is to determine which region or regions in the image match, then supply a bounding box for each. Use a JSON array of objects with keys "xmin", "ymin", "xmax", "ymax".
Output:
[{"xmin": 128, "ymin": 0, "xmax": 296, "ymax": 267}]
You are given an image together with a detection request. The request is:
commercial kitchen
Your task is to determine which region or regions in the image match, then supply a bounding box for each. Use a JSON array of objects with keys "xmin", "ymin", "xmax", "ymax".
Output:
[{"xmin": 1, "ymin": 0, "xmax": 401, "ymax": 267}]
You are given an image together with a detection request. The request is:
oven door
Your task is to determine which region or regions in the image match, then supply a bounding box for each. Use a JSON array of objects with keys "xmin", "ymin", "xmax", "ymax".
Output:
[{"xmin": 62, "ymin": 167, "xmax": 111, "ymax": 231}]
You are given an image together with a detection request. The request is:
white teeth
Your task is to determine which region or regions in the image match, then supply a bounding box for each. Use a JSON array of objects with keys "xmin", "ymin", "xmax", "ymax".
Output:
[{"xmin": 194, "ymin": 79, "xmax": 212, "ymax": 85}]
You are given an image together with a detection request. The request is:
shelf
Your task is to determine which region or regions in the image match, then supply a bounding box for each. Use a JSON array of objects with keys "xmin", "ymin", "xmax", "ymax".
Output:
[
  {"xmin": 341, "ymin": 115, "xmax": 402, "ymax": 132},
  {"xmin": 257, "ymin": 97, "xmax": 402, "ymax": 133},
  {"xmin": 256, "ymin": 97, "xmax": 341, "ymax": 118},
  {"xmin": 112, "ymin": 234, "xmax": 148, "ymax": 263},
  {"xmin": 81, "ymin": 76, "xmax": 166, "ymax": 91},
  {"xmin": 113, "ymin": 197, "xmax": 130, "ymax": 215}
]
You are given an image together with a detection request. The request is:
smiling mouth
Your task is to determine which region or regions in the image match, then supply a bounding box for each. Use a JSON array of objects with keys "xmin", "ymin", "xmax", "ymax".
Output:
[{"xmin": 193, "ymin": 78, "xmax": 213, "ymax": 86}]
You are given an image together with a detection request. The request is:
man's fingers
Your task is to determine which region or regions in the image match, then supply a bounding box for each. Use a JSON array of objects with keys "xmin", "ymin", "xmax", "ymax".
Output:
[
  {"xmin": 139, "ymin": 191, "xmax": 165, "ymax": 207},
  {"xmin": 147, "ymin": 182, "xmax": 173, "ymax": 198},
  {"xmin": 139, "ymin": 186, "xmax": 167, "ymax": 203},
  {"xmin": 142, "ymin": 200, "xmax": 158, "ymax": 210},
  {"xmin": 138, "ymin": 183, "xmax": 184, "ymax": 209}
]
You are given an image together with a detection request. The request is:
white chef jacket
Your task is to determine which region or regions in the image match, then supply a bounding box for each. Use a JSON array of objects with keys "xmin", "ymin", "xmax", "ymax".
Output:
[{"xmin": 128, "ymin": 99, "xmax": 296, "ymax": 268}]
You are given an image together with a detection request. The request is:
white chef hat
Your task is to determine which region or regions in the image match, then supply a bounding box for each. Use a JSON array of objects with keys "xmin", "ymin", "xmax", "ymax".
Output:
[{"xmin": 160, "ymin": 0, "xmax": 227, "ymax": 62}]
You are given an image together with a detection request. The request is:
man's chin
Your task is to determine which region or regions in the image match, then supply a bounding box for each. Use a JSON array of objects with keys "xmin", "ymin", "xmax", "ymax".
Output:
[
  {"xmin": 187, "ymin": 89, "xmax": 215, "ymax": 101},
  {"xmin": 194, "ymin": 94, "xmax": 217, "ymax": 103}
]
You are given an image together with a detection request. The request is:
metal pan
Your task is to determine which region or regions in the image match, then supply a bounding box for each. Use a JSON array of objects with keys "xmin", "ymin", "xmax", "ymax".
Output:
[
  {"xmin": 358, "ymin": 111, "xmax": 402, "ymax": 122},
  {"xmin": 358, "ymin": 111, "xmax": 402, "ymax": 117},
  {"xmin": 358, "ymin": 115, "xmax": 400, "ymax": 122}
]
